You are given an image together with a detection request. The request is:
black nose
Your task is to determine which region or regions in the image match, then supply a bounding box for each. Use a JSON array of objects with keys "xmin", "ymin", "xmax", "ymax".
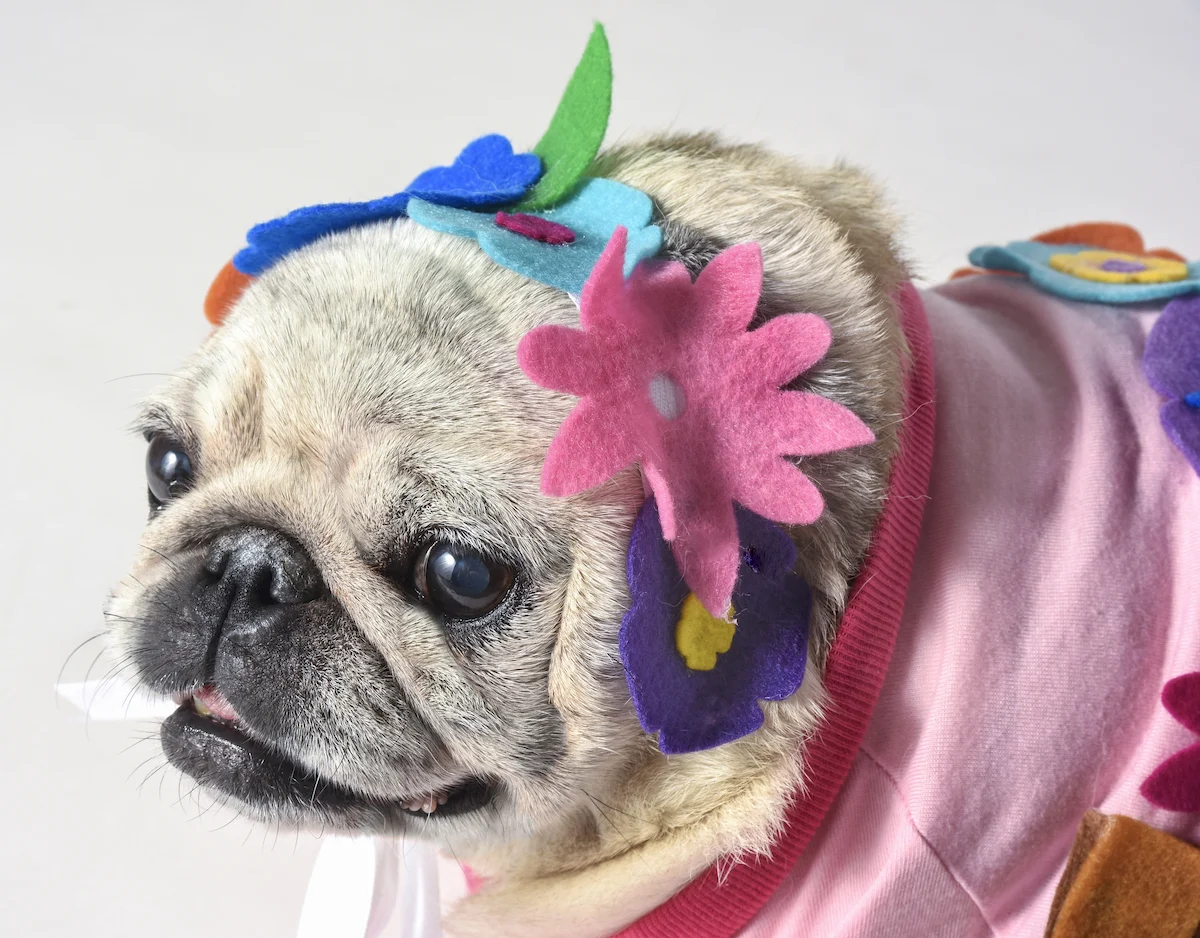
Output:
[{"xmin": 194, "ymin": 527, "xmax": 325, "ymax": 634}]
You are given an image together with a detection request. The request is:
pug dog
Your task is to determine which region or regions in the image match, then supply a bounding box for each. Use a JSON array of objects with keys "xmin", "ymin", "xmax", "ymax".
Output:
[{"xmin": 105, "ymin": 131, "xmax": 1200, "ymax": 938}]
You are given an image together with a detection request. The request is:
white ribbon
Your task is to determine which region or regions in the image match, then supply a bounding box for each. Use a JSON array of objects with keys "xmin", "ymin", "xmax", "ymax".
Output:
[{"xmin": 57, "ymin": 675, "xmax": 450, "ymax": 937}]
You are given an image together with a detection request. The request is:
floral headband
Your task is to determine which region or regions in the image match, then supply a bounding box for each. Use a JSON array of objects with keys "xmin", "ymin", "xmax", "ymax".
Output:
[{"xmin": 203, "ymin": 24, "xmax": 875, "ymax": 755}]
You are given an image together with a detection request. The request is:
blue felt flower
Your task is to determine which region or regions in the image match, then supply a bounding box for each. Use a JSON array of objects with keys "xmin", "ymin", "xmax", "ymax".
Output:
[
  {"xmin": 968, "ymin": 240, "xmax": 1200, "ymax": 304},
  {"xmin": 232, "ymin": 135, "xmax": 541, "ymax": 276},
  {"xmin": 407, "ymin": 178, "xmax": 662, "ymax": 295},
  {"xmin": 618, "ymin": 497, "xmax": 811, "ymax": 755}
]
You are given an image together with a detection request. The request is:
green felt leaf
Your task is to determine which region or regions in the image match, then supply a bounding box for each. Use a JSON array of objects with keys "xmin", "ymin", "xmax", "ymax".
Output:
[{"xmin": 516, "ymin": 23, "xmax": 612, "ymax": 211}]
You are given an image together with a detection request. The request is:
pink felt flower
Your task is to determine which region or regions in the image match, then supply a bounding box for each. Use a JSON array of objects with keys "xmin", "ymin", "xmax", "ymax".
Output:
[{"xmin": 517, "ymin": 227, "xmax": 875, "ymax": 615}]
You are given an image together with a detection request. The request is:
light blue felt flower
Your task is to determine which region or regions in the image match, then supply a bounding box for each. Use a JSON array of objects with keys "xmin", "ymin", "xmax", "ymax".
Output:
[
  {"xmin": 407, "ymin": 177, "xmax": 662, "ymax": 295},
  {"xmin": 968, "ymin": 240, "xmax": 1200, "ymax": 304},
  {"xmin": 232, "ymin": 135, "xmax": 541, "ymax": 276}
]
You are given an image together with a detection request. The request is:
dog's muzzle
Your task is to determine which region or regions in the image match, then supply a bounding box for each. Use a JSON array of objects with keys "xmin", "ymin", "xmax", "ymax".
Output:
[{"xmin": 134, "ymin": 525, "xmax": 494, "ymax": 826}]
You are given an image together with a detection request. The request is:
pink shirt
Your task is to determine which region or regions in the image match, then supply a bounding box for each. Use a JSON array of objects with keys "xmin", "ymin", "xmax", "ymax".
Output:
[{"xmin": 618, "ymin": 277, "xmax": 1200, "ymax": 937}]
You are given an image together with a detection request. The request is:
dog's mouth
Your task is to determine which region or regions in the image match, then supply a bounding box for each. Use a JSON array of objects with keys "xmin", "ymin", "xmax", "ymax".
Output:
[{"xmin": 160, "ymin": 686, "xmax": 495, "ymax": 826}]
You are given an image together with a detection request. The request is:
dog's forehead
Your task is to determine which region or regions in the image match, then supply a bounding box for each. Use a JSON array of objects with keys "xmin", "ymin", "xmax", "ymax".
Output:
[{"xmin": 179, "ymin": 221, "xmax": 576, "ymax": 467}]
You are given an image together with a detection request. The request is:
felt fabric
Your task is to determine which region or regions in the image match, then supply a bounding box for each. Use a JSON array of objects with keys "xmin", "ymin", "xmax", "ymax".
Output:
[
  {"xmin": 408, "ymin": 178, "xmax": 661, "ymax": 296},
  {"xmin": 1047, "ymin": 249, "xmax": 1188, "ymax": 284},
  {"xmin": 1033, "ymin": 222, "xmax": 1186, "ymax": 260},
  {"xmin": 1143, "ymin": 295, "xmax": 1200, "ymax": 475},
  {"xmin": 516, "ymin": 23, "xmax": 611, "ymax": 211},
  {"xmin": 950, "ymin": 265, "xmax": 1020, "ymax": 280},
  {"xmin": 675, "ymin": 594, "xmax": 736, "ymax": 670},
  {"xmin": 613, "ymin": 282, "xmax": 937, "ymax": 938},
  {"xmin": 967, "ymin": 239, "xmax": 1200, "ymax": 303},
  {"xmin": 618, "ymin": 498, "xmax": 810, "ymax": 754},
  {"xmin": 953, "ymin": 222, "xmax": 1188, "ymax": 284},
  {"xmin": 493, "ymin": 212, "xmax": 576, "ymax": 245},
  {"xmin": 1141, "ymin": 672, "xmax": 1200, "ymax": 812},
  {"xmin": 1044, "ymin": 811, "xmax": 1200, "ymax": 938},
  {"xmin": 203, "ymin": 259, "xmax": 254, "ymax": 325},
  {"xmin": 404, "ymin": 134, "xmax": 541, "ymax": 208},
  {"xmin": 231, "ymin": 135, "xmax": 541, "ymax": 276},
  {"xmin": 518, "ymin": 228, "xmax": 874, "ymax": 616},
  {"xmin": 616, "ymin": 279, "xmax": 1200, "ymax": 938}
]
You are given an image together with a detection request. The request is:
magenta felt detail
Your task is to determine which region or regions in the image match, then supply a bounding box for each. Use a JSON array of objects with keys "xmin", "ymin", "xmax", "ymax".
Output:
[
  {"xmin": 517, "ymin": 227, "xmax": 875, "ymax": 616},
  {"xmin": 1141, "ymin": 672, "xmax": 1200, "ymax": 812},
  {"xmin": 619, "ymin": 497, "xmax": 811, "ymax": 754},
  {"xmin": 494, "ymin": 211, "xmax": 576, "ymax": 245}
]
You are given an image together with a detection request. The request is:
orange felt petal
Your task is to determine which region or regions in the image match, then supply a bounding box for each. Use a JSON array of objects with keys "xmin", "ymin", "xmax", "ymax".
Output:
[
  {"xmin": 950, "ymin": 267, "xmax": 1023, "ymax": 281},
  {"xmin": 1146, "ymin": 247, "xmax": 1188, "ymax": 263},
  {"xmin": 204, "ymin": 260, "xmax": 254, "ymax": 326},
  {"xmin": 1031, "ymin": 222, "xmax": 1145, "ymax": 254},
  {"xmin": 1030, "ymin": 223, "xmax": 1187, "ymax": 262}
]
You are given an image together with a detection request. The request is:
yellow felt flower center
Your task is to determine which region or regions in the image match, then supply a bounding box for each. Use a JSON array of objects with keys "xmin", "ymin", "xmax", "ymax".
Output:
[
  {"xmin": 1048, "ymin": 250, "xmax": 1188, "ymax": 285},
  {"xmin": 675, "ymin": 593, "xmax": 736, "ymax": 671}
]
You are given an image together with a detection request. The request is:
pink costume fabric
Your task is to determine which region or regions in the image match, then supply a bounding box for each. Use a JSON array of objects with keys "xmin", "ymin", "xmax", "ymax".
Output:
[{"xmin": 614, "ymin": 276, "xmax": 1200, "ymax": 937}]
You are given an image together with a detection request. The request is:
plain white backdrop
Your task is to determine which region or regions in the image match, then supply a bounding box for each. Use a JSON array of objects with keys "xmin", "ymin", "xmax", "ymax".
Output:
[{"xmin": 2, "ymin": 1, "xmax": 1197, "ymax": 935}]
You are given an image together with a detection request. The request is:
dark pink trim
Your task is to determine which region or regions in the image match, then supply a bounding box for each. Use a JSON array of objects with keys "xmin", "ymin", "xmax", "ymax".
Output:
[
  {"xmin": 612, "ymin": 283, "xmax": 938, "ymax": 938},
  {"xmin": 494, "ymin": 211, "xmax": 576, "ymax": 245}
]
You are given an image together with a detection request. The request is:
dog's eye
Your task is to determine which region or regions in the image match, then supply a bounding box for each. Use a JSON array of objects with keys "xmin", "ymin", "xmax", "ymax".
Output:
[
  {"xmin": 413, "ymin": 541, "xmax": 514, "ymax": 619},
  {"xmin": 146, "ymin": 434, "xmax": 194, "ymax": 509}
]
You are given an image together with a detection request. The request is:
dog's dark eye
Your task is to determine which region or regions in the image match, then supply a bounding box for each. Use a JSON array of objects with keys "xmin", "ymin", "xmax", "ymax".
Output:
[
  {"xmin": 413, "ymin": 541, "xmax": 514, "ymax": 619},
  {"xmin": 146, "ymin": 435, "xmax": 194, "ymax": 509}
]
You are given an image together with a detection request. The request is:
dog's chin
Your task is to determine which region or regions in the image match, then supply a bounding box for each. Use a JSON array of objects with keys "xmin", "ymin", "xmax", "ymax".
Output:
[{"xmin": 160, "ymin": 701, "xmax": 498, "ymax": 831}]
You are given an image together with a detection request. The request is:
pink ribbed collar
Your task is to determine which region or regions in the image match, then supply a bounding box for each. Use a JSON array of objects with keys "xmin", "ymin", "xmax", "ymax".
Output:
[{"xmin": 612, "ymin": 283, "xmax": 937, "ymax": 938}]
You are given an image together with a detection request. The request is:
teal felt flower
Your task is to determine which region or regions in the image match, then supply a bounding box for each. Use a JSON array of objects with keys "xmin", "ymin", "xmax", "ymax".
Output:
[
  {"xmin": 407, "ymin": 178, "xmax": 662, "ymax": 295},
  {"xmin": 968, "ymin": 240, "xmax": 1200, "ymax": 304}
]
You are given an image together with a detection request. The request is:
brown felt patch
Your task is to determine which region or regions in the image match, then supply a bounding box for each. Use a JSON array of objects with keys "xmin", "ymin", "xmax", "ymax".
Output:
[{"xmin": 1045, "ymin": 811, "xmax": 1200, "ymax": 938}]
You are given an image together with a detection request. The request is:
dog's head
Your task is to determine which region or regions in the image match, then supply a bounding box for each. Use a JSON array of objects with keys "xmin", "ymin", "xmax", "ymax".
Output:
[{"xmin": 107, "ymin": 134, "xmax": 908, "ymax": 860}]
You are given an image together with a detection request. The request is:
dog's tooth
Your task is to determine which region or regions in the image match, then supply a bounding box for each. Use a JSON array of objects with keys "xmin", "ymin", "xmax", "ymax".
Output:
[
  {"xmin": 436, "ymin": 793, "xmax": 448, "ymax": 806},
  {"xmin": 423, "ymin": 796, "xmax": 437, "ymax": 814}
]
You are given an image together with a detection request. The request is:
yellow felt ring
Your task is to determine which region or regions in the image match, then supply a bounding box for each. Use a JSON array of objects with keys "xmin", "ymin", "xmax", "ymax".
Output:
[{"xmin": 1048, "ymin": 250, "xmax": 1188, "ymax": 285}]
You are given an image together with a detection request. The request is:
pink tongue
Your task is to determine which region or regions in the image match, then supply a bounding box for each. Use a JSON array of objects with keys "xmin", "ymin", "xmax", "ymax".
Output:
[{"xmin": 195, "ymin": 685, "xmax": 241, "ymax": 722}]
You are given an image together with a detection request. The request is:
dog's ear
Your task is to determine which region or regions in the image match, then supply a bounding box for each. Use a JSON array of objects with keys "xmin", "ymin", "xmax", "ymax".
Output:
[
  {"xmin": 593, "ymin": 132, "xmax": 908, "ymax": 298},
  {"xmin": 204, "ymin": 259, "xmax": 254, "ymax": 325}
]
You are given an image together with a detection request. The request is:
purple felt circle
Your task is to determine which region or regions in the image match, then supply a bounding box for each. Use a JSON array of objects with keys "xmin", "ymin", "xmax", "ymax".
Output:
[{"xmin": 1100, "ymin": 258, "xmax": 1147, "ymax": 273}]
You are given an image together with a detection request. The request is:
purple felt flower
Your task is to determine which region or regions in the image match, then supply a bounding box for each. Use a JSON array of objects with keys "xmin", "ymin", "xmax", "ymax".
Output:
[
  {"xmin": 619, "ymin": 497, "xmax": 811, "ymax": 754},
  {"xmin": 232, "ymin": 135, "xmax": 541, "ymax": 275},
  {"xmin": 1143, "ymin": 295, "xmax": 1200, "ymax": 476}
]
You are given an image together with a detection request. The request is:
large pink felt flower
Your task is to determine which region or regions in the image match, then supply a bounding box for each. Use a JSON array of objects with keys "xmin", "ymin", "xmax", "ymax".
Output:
[{"xmin": 518, "ymin": 227, "xmax": 874, "ymax": 615}]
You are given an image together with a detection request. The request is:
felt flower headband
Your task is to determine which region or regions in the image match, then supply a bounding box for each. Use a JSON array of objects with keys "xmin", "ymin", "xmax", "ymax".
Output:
[
  {"xmin": 204, "ymin": 24, "xmax": 661, "ymax": 323},
  {"xmin": 201, "ymin": 24, "xmax": 876, "ymax": 755}
]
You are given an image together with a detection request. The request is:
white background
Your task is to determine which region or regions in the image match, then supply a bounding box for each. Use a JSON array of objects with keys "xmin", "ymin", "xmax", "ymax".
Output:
[{"xmin": 1, "ymin": 1, "xmax": 1197, "ymax": 935}]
